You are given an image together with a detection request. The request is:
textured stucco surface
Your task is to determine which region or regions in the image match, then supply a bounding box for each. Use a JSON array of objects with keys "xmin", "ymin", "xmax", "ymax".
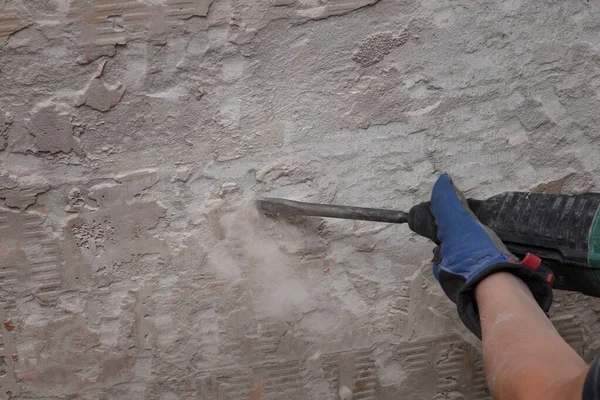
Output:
[{"xmin": 1, "ymin": 0, "xmax": 600, "ymax": 398}]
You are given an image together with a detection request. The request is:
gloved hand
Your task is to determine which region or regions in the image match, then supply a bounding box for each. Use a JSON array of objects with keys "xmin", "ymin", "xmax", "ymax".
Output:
[{"xmin": 431, "ymin": 174, "xmax": 554, "ymax": 338}]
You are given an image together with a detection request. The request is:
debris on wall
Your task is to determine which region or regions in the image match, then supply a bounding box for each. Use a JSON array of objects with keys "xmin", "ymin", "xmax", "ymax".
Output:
[{"xmin": 29, "ymin": 106, "xmax": 83, "ymax": 155}]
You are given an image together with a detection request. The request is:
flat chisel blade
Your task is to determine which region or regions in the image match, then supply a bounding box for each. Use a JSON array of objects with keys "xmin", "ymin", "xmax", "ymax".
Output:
[{"xmin": 255, "ymin": 197, "xmax": 408, "ymax": 224}]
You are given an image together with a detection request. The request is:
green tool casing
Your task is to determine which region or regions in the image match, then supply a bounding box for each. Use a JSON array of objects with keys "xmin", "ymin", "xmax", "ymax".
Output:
[{"xmin": 589, "ymin": 209, "xmax": 600, "ymax": 269}]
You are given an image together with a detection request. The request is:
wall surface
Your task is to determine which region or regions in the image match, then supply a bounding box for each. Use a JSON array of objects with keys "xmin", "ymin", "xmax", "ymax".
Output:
[{"xmin": 1, "ymin": 0, "xmax": 600, "ymax": 398}]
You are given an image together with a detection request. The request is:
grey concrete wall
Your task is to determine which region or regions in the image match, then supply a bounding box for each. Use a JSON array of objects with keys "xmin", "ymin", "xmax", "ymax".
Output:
[{"xmin": 1, "ymin": 0, "xmax": 600, "ymax": 398}]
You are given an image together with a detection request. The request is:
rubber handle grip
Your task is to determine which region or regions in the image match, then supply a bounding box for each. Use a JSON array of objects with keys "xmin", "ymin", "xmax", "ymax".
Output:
[
  {"xmin": 475, "ymin": 192, "xmax": 600, "ymax": 267},
  {"xmin": 475, "ymin": 192, "xmax": 600, "ymax": 296}
]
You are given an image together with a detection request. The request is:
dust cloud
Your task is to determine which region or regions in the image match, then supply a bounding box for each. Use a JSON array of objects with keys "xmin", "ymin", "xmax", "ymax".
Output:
[{"xmin": 207, "ymin": 202, "xmax": 311, "ymax": 318}]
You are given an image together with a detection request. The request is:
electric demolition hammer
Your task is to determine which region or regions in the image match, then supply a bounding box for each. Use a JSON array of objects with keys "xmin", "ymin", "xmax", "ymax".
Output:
[{"xmin": 255, "ymin": 191, "xmax": 600, "ymax": 297}]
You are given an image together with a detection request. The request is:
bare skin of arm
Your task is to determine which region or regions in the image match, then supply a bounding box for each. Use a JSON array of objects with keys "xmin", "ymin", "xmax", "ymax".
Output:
[{"xmin": 475, "ymin": 272, "xmax": 589, "ymax": 400}]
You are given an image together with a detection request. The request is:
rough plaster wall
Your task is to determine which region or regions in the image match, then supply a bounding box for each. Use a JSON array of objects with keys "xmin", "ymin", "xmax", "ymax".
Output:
[{"xmin": 1, "ymin": 0, "xmax": 600, "ymax": 398}]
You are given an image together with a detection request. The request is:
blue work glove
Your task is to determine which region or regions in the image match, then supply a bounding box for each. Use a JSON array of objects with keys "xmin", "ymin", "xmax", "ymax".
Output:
[{"xmin": 431, "ymin": 174, "xmax": 554, "ymax": 338}]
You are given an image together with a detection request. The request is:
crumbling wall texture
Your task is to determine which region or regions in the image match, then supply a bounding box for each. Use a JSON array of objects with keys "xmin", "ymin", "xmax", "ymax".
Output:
[{"xmin": 1, "ymin": 0, "xmax": 600, "ymax": 399}]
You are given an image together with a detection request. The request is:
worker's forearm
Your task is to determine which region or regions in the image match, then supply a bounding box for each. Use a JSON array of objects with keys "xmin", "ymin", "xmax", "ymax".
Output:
[{"xmin": 475, "ymin": 272, "xmax": 589, "ymax": 400}]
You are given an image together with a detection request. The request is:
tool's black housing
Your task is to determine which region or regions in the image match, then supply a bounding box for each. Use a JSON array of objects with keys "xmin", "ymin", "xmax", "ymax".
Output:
[{"xmin": 408, "ymin": 192, "xmax": 600, "ymax": 297}]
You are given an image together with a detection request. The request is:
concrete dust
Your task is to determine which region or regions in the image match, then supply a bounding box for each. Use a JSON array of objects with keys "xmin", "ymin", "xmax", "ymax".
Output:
[{"xmin": 208, "ymin": 203, "xmax": 311, "ymax": 318}]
